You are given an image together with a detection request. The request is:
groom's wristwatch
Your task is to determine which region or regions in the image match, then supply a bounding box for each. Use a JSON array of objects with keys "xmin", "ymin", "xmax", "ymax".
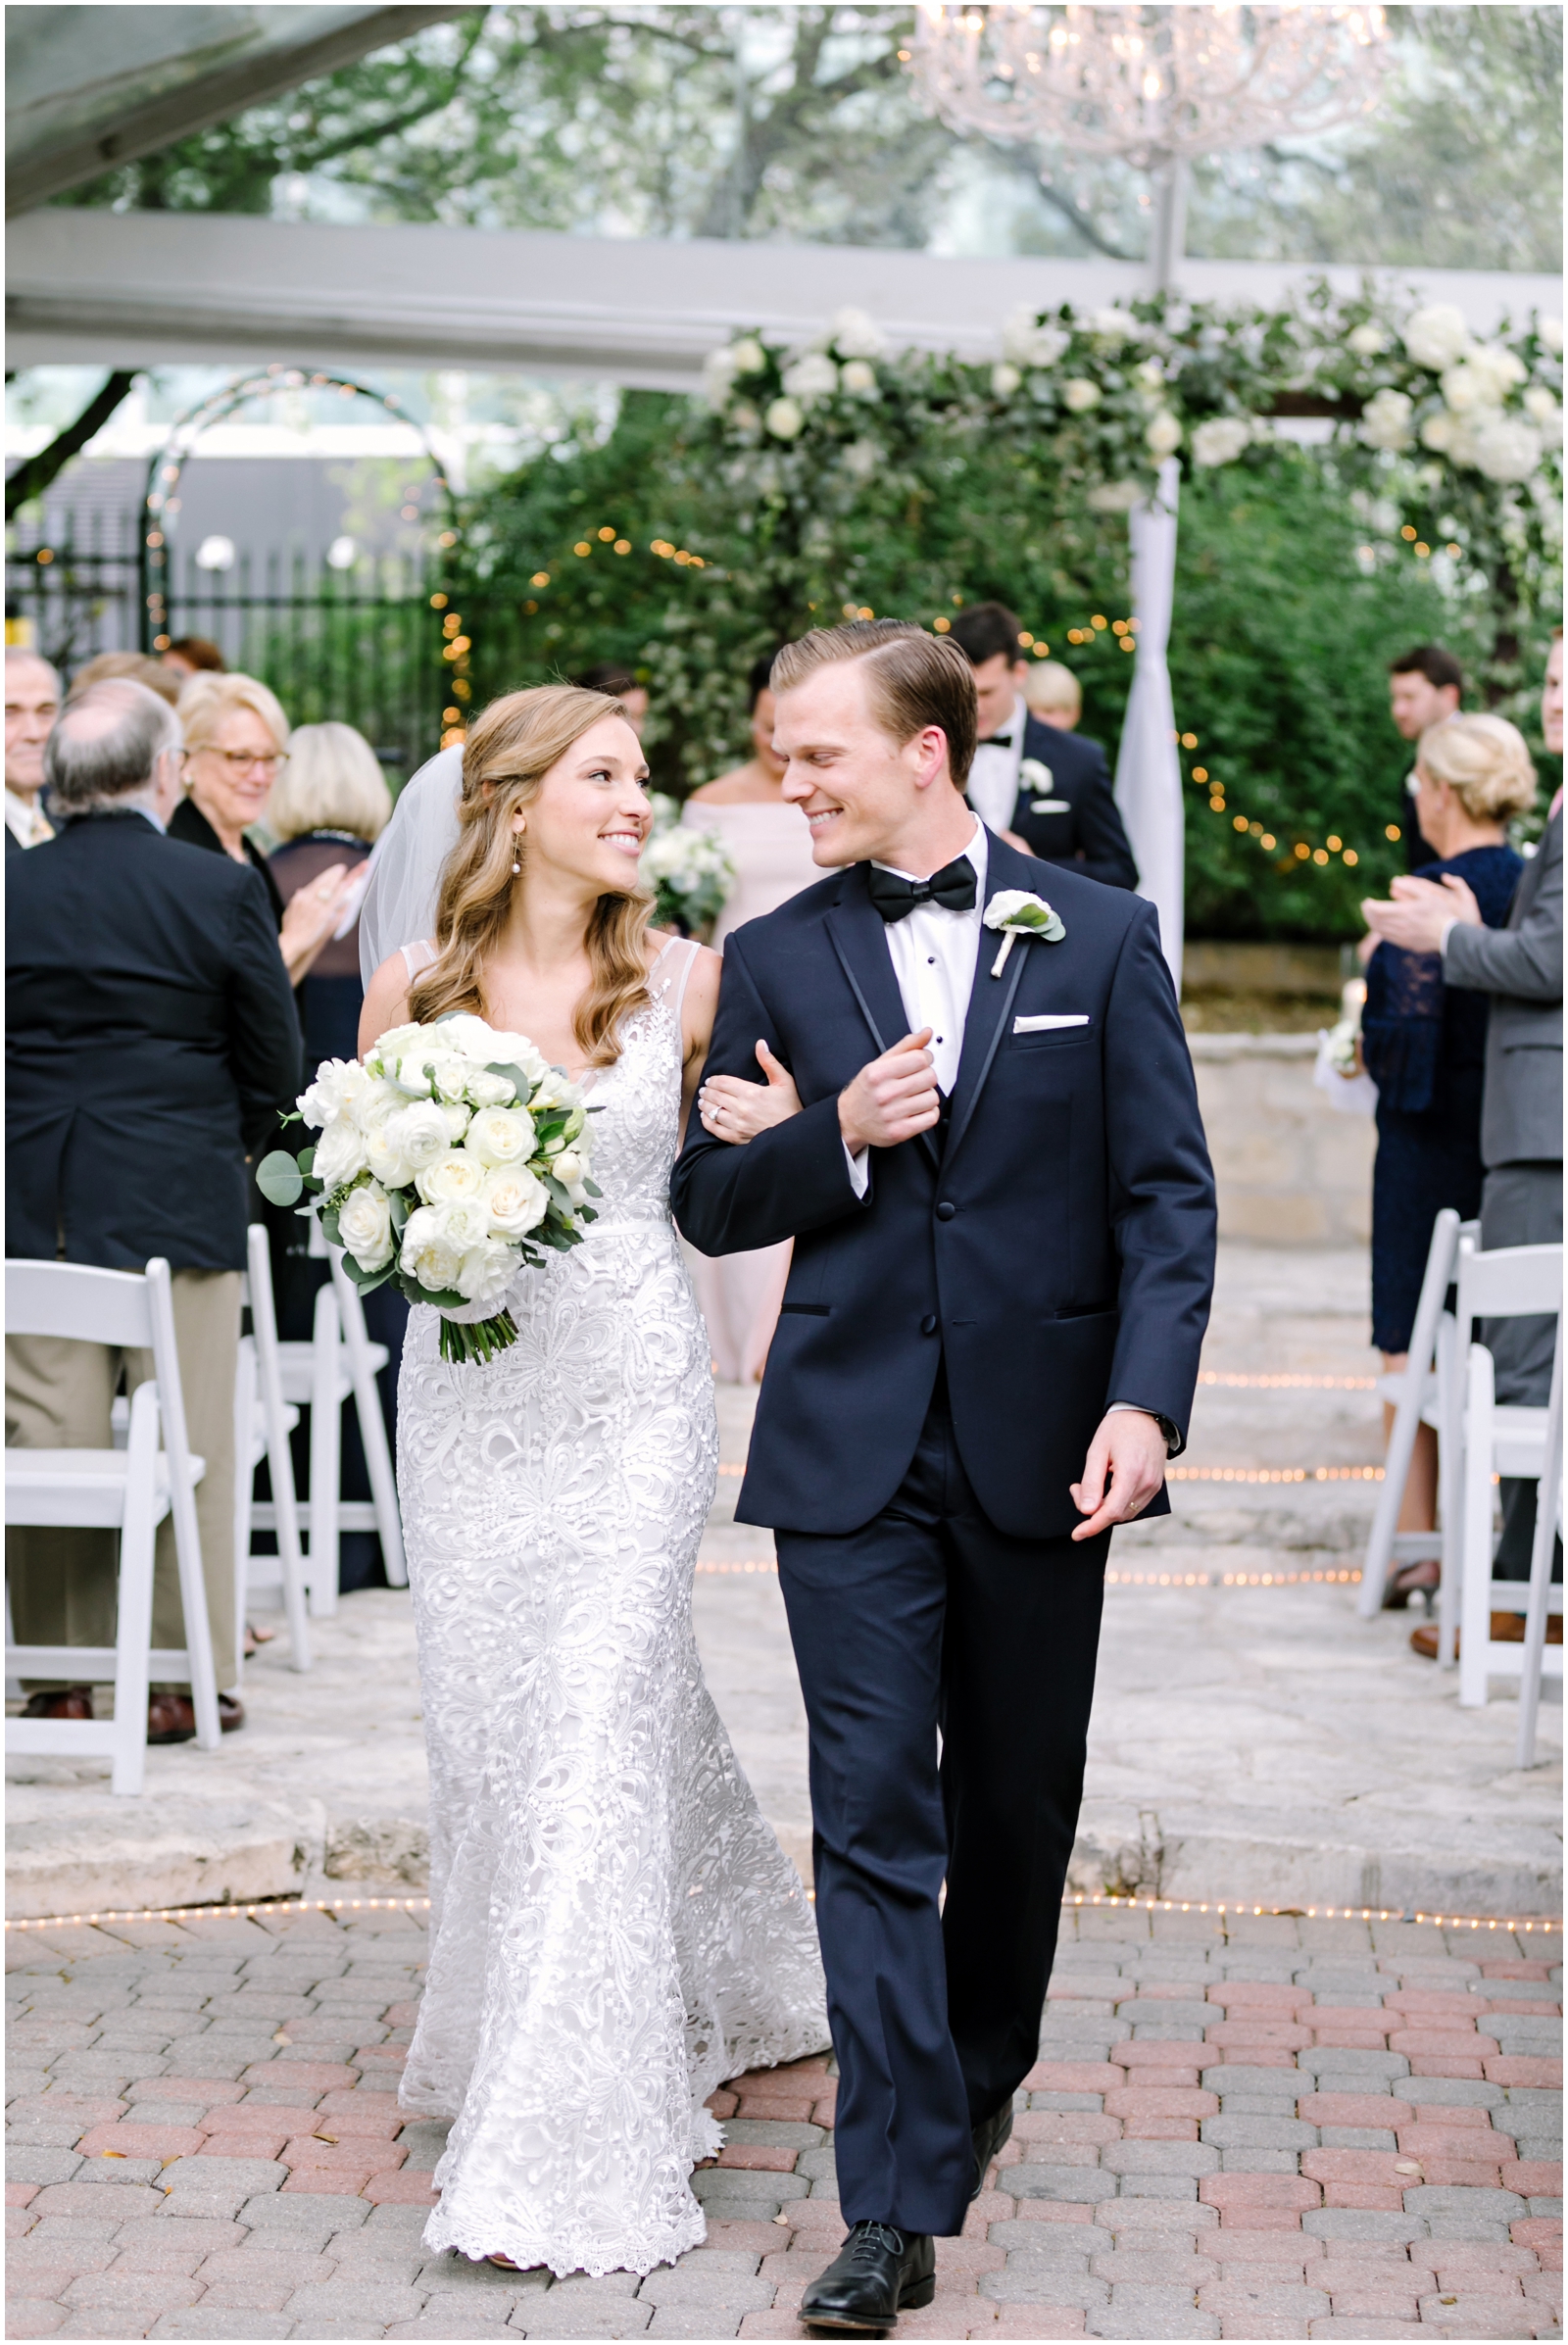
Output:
[{"xmin": 1109, "ymin": 1402, "xmax": 1182, "ymax": 1456}]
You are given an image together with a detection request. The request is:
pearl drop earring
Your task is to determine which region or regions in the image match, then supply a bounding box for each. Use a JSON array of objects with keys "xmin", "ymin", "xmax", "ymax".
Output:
[{"xmin": 512, "ymin": 828, "xmax": 522, "ymax": 876}]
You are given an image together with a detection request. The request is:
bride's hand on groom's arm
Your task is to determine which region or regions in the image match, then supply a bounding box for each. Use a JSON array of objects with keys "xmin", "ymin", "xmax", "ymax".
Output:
[
  {"xmin": 1070, "ymin": 1410, "xmax": 1169, "ymax": 1541},
  {"xmin": 837, "ymin": 1030, "xmax": 941, "ymax": 1153},
  {"xmin": 698, "ymin": 1041, "xmax": 803, "ymax": 1145}
]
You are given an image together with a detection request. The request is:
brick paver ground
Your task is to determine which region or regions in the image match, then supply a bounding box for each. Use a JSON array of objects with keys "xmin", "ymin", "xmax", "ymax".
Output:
[{"xmin": 6, "ymin": 1904, "xmax": 1560, "ymax": 2341}]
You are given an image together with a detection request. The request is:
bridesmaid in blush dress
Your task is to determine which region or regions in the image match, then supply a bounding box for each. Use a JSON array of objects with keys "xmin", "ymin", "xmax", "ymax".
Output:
[{"xmin": 679, "ymin": 656, "xmax": 820, "ymax": 1383}]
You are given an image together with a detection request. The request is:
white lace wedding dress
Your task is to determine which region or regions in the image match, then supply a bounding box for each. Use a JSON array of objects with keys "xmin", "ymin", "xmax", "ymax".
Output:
[{"xmin": 393, "ymin": 936, "xmax": 828, "ymax": 2277}]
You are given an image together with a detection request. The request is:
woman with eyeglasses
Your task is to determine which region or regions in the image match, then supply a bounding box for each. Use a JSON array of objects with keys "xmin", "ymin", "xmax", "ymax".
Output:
[{"xmin": 172, "ymin": 672, "xmax": 358, "ymax": 983}]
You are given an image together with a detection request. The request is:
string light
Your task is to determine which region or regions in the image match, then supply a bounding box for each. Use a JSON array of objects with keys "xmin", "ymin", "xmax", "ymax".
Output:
[
  {"xmin": 1199, "ymin": 1372, "xmax": 1378, "ymax": 1390},
  {"xmin": 8, "ymin": 1891, "xmax": 1553, "ymax": 1935},
  {"xmin": 1167, "ymin": 1464, "xmax": 1385, "ymax": 1482},
  {"xmin": 1106, "ymin": 1566, "xmax": 1363, "ymax": 1587}
]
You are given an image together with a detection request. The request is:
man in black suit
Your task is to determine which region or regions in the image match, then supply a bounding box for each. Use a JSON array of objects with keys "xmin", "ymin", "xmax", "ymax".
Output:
[
  {"xmin": 949, "ymin": 602, "xmax": 1138, "ymax": 889},
  {"xmin": 6, "ymin": 679, "xmax": 301, "ymax": 1736},
  {"xmin": 4, "ymin": 648, "xmax": 60, "ymax": 853},
  {"xmin": 673, "ymin": 620, "xmax": 1214, "ymax": 2330}
]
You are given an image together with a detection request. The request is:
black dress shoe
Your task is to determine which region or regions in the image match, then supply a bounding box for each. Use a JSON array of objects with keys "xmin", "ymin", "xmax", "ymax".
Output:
[
  {"xmin": 801, "ymin": 2222, "xmax": 935, "ymax": 2332},
  {"xmin": 971, "ymin": 2099, "xmax": 1014, "ymax": 2198}
]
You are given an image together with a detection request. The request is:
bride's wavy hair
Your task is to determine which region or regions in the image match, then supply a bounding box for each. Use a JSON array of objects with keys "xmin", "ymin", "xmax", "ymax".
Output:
[{"xmin": 408, "ymin": 684, "xmax": 653, "ymax": 1065}]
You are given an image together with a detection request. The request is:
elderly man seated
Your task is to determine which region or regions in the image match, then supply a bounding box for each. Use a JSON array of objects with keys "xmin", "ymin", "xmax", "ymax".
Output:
[{"xmin": 6, "ymin": 678, "xmax": 302, "ymax": 1737}]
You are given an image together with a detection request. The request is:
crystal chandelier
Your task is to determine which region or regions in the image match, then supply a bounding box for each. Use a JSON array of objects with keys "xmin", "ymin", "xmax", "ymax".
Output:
[{"xmin": 907, "ymin": 3, "xmax": 1390, "ymax": 171}]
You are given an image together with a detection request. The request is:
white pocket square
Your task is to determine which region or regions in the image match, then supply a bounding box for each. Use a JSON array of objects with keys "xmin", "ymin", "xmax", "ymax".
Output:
[
  {"xmin": 1013, "ymin": 1013, "xmax": 1090, "ymax": 1033},
  {"xmin": 1030, "ymin": 798, "xmax": 1071, "ymax": 813}
]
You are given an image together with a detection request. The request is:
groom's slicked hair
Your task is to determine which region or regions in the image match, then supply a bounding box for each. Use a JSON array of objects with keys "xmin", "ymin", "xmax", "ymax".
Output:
[{"xmin": 772, "ymin": 619, "xmax": 978, "ymax": 790}]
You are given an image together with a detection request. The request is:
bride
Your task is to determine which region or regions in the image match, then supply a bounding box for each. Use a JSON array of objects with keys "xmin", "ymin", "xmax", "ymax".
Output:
[{"xmin": 358, "ymin": 683, "xmax": 827, "ymax": 2278}]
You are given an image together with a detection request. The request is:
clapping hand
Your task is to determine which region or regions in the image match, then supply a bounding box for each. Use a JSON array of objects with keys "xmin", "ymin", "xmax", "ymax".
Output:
[
  {"xmin": 699, "ymin": 1041, "xmax": 803, "ymax": 1145},
  {"xmin": 1360, "ymin": 871, "xmax": 1483, "ymax": 954}
]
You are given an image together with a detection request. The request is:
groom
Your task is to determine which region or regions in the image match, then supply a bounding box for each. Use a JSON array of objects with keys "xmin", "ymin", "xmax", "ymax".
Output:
[{"xmin": 672, "ymin": 619, "xmax": 1215, "ymax": 2331}]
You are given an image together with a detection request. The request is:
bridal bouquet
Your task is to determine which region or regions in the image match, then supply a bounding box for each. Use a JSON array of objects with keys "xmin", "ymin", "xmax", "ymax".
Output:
[{"xmin": 257, "ymin": 1014, "xmax": 600, "ymax": 1365}]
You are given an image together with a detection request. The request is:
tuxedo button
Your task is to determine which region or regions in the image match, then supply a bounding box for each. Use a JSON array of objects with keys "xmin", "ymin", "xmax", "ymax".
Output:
[
  {"xmin": 936, "ymin": 1201, "xmax": 956, "ymax": 1221},
  {"xmin": 920, "ymin": 1313, "xmax": 939, "ymax": 1336}
]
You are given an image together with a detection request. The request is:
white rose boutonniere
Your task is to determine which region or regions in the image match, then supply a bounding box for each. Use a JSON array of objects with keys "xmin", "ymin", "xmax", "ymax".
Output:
[
  {"xmin": 1018, "ymin": 757, "xmax": 1054, "ymax": 794},
  {"xmin": 983, "ymin": 889, "xmax": 1066, "ymax": 977}
]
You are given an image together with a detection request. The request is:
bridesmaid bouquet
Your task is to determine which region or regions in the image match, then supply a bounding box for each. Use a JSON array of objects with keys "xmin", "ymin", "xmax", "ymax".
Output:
[
  {"xmin": 257, "ymin": 1014, "xmax": 600, "ymax": 1365},
  {"xmin": 643, "ymin": 795, "xmax": 735, "ymax": 937}
]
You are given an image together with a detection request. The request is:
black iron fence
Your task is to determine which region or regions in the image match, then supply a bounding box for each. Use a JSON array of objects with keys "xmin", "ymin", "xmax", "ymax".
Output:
[{"xmin": 7, "ymin": 511, "xmax": 452, "ymax": 785}]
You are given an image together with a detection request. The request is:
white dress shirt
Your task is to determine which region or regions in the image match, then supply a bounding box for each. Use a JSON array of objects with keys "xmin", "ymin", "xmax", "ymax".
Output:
[
  {"xmin": 845, "ymin": 821, "xmax": 987, "ymax": 1196},
  {"xmin": 965, "ymin": 696, "xmax": 1025, "ymax": 836},
  {"xmin": 4, "ymin": 789, "xmax": 54, "ymax": 850}
]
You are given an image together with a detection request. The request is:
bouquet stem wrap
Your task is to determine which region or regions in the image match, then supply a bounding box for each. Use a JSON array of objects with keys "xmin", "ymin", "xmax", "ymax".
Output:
[{"xmin": 258, "ymin": 1011, "xmax": 601, "ymax": 1366}]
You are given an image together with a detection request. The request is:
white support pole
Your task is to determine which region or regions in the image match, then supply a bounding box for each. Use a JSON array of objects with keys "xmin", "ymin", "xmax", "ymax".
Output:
[{"xmin": 1114, "ymin": 456, "xmax": 1184, "ymax": 992}]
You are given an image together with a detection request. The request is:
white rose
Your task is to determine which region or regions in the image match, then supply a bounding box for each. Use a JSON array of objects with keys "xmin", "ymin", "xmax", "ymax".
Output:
[
  {"xmin": 1402, "ymin": 303, "xmax": 1472, "ymax": 371},
  {"xmin": 1359, "ymin": 386, "xmax": 1414, "ymax": 451},
  {"xmin": 418, "ymin": 1050, "xmax": 472, "ymax": 1103},
  {"xmin": 441, "ymin": 1101, "xmax": 471, "ymax": 1142},
  {"xmin": 1466, "ymin": 342, "xmax": 1528, "ymax": 402},
  {"xmin": 1192, "ymin": 416, "xmax": 1251, "ymax": 468},
  {"xmin": 1062, "ymin": 378, "xmax": 1101, "ymax": 414},
  {"xmin": 527, "ymin": 1067, "xmax": 581, "ymax": 1110},
  {"xmin": 843, "ymin": 437, "xmax": 880, "ymax": 477},
  {"xmin": 1088, "ymin": 306, "xmax": 1132, "ymax": 342},
  {"xmin": 336, "ymin": 1182, "xmax": 394, "ymax": 1274},
  {"xmin": 399, "ymin": 1205, "xmax": 465, "ymax": 1295},
  {"xmin": 991, "ymin": 362, "xmax": 1022, "ymax": 398},
  {"xmin": 1541, "ymin": 317, "xmax": 1564, "ymax": 357},
  {"xmin": 550, "ymin": 1148, "xmax": 583, "ymax": 1187},
  {"xmin": 831, "ymin": 307, "xmax": 887, "ymax": 360},
  {"xmin": 840, "ymin": 359, "xmax": 879, "ymax": 397},
  {"xmin": 1146, "ymin": 409, "xmax": 1183, "ymax": 457},
  {"xmin": 473, "ymin": 1029, "xmax": 551, "ymax": 1093},
  {"xmin": 1471, "ymin": 415, "xmax": 1544, "ymax": 483},
  {"xmin": 764, "ymin": 396, "xmax": 806, "ymax": 441},
  {"xmin": 433, "ymin": 1197, "xmax": 492, "ymax": 1255},
  {"xmin": 1086, "ymin": 479, "xmax": 1143, "ymax": 513},
  {"xmin": 416, "ymin": 1148, "xmax": 490, "ymax": 1207},
  {"xmin": 1524, "ymin": 386, "xmax": 1563, "ymax": 447},
  {"xmin": 455, "ymin": 1238, "xmax": 518, "ymax": 1309},
  {"xmin": 313, "ymin": 1117, "xmax": 369, "ymax": 1192},
  {"xmin": 1001, "ymin": 305, "xmax": 1068, "ymax": 368},
  {"xmin": 1347, "ymin": 323, "xmax": 1388, "ymax": 359},
  {"xmin": 703, "ymin": 346, "xmax": 738, "ymax": 406},
  {"xmin": 464, "ymin": 1069, "xmax": 516, "ymax": 1108},
  {"xmin": 298, "ymin": 1058, "xmax": 367, "ymax": 1129},
  {"xmin": 1440, "ymin": 362, "xmax": 1494, "ymax": 415},
  {"xmin": 730, "ymin": 336, "xmax": 767, "ymax": 376},
  {"xmin": 464, "ymin": 1105, "xmax": 534, "ymax": 1167},
  {"xmin": 349, "ymin": 1075, "xmax": 404, "ymax": 1133},
  {"xmin": 730, "ymin": 403, "xmax": 760, "ymax": 433},
  {"xmin": 1419, "ymin": 409, "xmax": 1456, "ymax": 453},
  {"xmin": 426, "ymin": 1012, "xmax": 500, "ymax": 1061},
  {"xmin": 382, "ymin": 1099, "xmax": 454, "ymax": 1173},
  {"xmin": 367, "ymin": 1022, "xmax": 422, "ymax": 1071},
  {"xmin": 362, "ymin": 1122, "xmax": 415, "ymax": 1190},
  {"xmin": 482, "ymin": 1165, "xmax": 550, "ymax": 1239},
  {"xmin": 782, "ymin": 352, "xmax": 838, "ymax": 404}
]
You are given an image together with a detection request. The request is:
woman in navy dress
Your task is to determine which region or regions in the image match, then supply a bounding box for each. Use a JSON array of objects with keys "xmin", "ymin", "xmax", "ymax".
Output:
[{"xmin": 1360, "ymin": 712, "xmax": 1536, "ymax": 1588}]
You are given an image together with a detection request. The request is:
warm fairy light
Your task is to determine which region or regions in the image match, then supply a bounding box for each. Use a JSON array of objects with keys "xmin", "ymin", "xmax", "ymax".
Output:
[{"xmin": 1199, "ymin": 1372, "xmax": 1378, "ymax": 1389}]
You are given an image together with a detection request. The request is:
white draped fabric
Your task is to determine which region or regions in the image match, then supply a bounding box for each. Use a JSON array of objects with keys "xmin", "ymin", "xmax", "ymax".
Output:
[{"xmin": 1114, "ymin": 459, "xmax": 1185, "ymax": 994}]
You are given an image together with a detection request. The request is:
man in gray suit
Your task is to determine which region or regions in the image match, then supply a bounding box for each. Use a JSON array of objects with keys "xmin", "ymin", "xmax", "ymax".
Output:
[{"xmin": 1366, "ymin": 632, "xmax": 1563, "ymax": 1578}]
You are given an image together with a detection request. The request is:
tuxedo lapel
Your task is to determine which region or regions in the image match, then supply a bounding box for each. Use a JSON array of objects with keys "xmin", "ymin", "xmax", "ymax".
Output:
[
  {"xmin": 824, "ymin": 867, "xmax": 941, "ymax": 1174},
  {"xmin": 943, "ymin": 830, "xmax": 1037, "ymax": 1170}
]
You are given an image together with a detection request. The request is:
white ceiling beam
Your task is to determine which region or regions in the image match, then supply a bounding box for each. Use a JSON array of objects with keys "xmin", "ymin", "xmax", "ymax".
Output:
[{"xmin": 7, "ymin": 209, "xmax": 1558, "ymax": 388}]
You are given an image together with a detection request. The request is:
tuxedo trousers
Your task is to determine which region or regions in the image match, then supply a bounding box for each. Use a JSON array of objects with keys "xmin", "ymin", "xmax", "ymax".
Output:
[{"xmin": 775, "ymin": 1368, "xmax": 1109, "ymax": 2239}]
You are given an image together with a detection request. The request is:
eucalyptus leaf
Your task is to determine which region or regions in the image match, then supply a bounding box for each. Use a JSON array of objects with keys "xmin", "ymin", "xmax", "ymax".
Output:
[{"xmin": 257, "ymin": 1150, "xmax": 304, "ymax": 1207}]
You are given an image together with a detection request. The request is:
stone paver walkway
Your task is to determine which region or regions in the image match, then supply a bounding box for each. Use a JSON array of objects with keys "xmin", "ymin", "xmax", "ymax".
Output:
[{"xmin": 6, "ymin": 1904, "xmax": 1560, "ymax": 2341}]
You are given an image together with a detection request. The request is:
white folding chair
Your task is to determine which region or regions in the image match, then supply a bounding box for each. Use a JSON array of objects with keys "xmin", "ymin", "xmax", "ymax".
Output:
[
  {"xmin": 6, "ymin": 1256, "xmax": 220, "ymax": 1792},
  {"xmin": 1517, "ymin": 1322, "xmax": 1563, "ymax": 1771},
  {"xmin": 234, "ymin": 1224, "xmax": 312, "ymax": 1676},
  {"xmin": 1445, "ymin": 1237, "xmax": 1563, "ymax": 1703},
  {"xmin": 1359, "ymin": 1209, "xmax": 1474, "ymax": 1616},
  {"xmin": 250, "ymin": 1232, "xmax": 406, "ymax": 1617}
]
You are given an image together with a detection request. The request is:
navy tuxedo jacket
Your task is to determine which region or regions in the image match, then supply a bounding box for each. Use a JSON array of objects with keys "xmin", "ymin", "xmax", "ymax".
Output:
[
  {"xmin": 1004, "ymin": 713, "xmax": 1138, "ymax": 892},
  {"xmin": 671, "ymin": 830, "xmax": 1215, "ymax": 1541}
]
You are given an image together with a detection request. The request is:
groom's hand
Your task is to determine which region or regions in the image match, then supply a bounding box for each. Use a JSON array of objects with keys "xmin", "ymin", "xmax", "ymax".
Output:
[
  {"xmin": 1070, "ymin": 1410, "xmax": 1168, "ymax": 1541},
  {"xmin": 838, "ymin": 1029, "xmax": 942, "ymax": 1152}
]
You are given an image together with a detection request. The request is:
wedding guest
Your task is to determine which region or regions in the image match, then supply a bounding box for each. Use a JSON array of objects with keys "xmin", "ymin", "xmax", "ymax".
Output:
[
  {"xmin": 267, "ymin": 720, "xmax": 403, "ymax": 1596},
  {"xmin": 680, "ymin": 653, "xmax": 820, "ymax": 1382},
  {"xmin": 1366, "ymin": 641, "xmax": 1562, "ymax": 1639},
  {"xmin": 1021, "ymin": 658, "xmax": 1082, "ymax": 731},
  {"xmin": 949, "ymin": 602, "xmax": 1137, "ymax": 889},
  {"xmin": 1358, "ymin": 712, "xmax": 1535, "ymax": 1592},
  {"xmin": 6, "ymin": 679, "xmax": 302, "ymax": 1734},
  {"xmin": 5, "ymin": 648, "xmax": 60, "ymax": 852},
  {"xmin": 69, "ymin": 650, "xmax": 181, "ymax": 706},
  {"xmin": 162, "ymin": 635, "xmax": 226, "ymax": 680},
  {"xmin": 173, "ymin": 671, "xmax": 358, "ymax": 983},
  {"xmin": 1389, "ymin": 643, "xmax": 1463, "ymax": 872},
  {"xmin": 575, "ymin": 660, "xmax": 649, "ymax": 736}
]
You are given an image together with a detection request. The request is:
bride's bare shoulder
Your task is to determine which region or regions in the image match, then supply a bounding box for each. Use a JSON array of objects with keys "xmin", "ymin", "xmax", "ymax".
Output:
[{"xmin": 359, "ymin": 951, "xmax": 416, "ymax": 1057}]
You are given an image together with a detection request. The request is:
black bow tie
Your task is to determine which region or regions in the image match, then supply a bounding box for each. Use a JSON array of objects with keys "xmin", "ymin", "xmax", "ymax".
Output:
[
  {"xmin": 976, "ymin": 734, "xmax": 1015, "ymax": 748},
  {"xmin": 866, "ymin": 855, "xmax": 977, "ymax": 923}
]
